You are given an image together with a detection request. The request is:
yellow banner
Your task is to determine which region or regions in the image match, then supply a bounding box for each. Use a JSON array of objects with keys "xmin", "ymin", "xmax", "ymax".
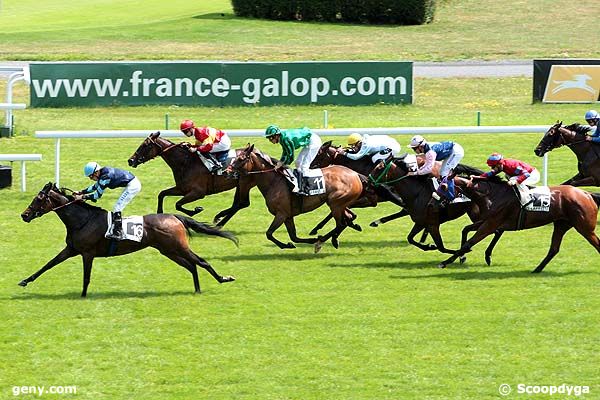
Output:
[{"xmin": 543, "ymin": 65, "xmax": 600, "ymax": 103}]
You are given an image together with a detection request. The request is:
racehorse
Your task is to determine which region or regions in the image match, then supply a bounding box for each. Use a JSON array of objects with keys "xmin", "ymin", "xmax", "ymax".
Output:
[
  {"xmin": 438, "ymin": 177, "xmax": 600, "ymax": 272},
  {"xmin": 534, "ymin": 121, "xmax": 600, "ymax": 186},
  {"xmin": 19, "ymin": 183, "xmax": 237, "ymax": 297},
  {"xmin": 308, "ymin": 140, "xmax": 409, "ymax": 234},
  {"xmin": 227, "ymin": 144, "xmax": 366, "ymax": 251},
  {"xmin": 128, "ymin": 132, "xmax": 255, "ymax": 226},
  {"xmin": 369, "ymin": 158, "xmax": 504, "ymax": 262}
]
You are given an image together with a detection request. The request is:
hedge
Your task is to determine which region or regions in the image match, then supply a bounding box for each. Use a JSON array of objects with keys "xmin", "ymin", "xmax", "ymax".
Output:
[{"xmin": 231, "ymin": 0, "xmax": 436, "ymax": 25}]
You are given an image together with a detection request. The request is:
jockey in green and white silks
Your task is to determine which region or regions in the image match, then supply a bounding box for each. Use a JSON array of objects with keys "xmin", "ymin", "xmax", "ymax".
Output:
[{"xmin": 265, "ymin": 125, "xmax": 322, "ymax": 194}]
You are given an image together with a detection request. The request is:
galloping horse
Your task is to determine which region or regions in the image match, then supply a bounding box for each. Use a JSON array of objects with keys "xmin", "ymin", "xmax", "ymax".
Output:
[
  {"xmin": 369, "ymin": 159, "xmax": 504, "ymax": 262},
  {"xmin": 438, "ymin": 177, "xmax": 600, "ymax": 272},
  {"xmin": 128, "ymin": 132, "xmax": 255, "ymax": 226},
  {"xmin": 534, "ymin": 121, "xmax": 600, "ymax": 186},
  {"xmin": 228, "ymin": 145, "xmax": 367, "ymax": 251},
  {"xmin": 19, "ymin": 183, "xmax": 237, "ymax": 297},
  {"xmin": 308, "ymin": 141, "xmax": 408, "ymax": 233}
]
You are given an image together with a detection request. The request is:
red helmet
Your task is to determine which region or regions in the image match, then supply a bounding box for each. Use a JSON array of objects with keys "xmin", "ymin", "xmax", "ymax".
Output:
[
  {"xmin": 486, "ymin": 153, "xmax": 503, "ymax": 167},
  {"xmin": 180, "ymin": 119, "xmax": 195, "ymax": 131}
]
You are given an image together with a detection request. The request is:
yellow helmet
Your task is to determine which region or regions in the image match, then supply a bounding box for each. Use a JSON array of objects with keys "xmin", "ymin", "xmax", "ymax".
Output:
[{"xmin": 347, "ymin": 133, "xmax": 363, "ymax": 146}]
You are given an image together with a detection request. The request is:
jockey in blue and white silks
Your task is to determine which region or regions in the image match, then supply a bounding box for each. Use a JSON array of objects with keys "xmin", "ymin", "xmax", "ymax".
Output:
[
  {"xmin": 407, "ymin": 135, "xmax": 464, "ymax": 202},
  {"xmin": 75, "ymin": 162, "xmax": 142, "ymax": 240},
  {"xmin": 584, "ymin": 110, "xmax": 600, "ymax": 143},
  {"xmin": 343, "ymin": 133, "xmax": 401, "ymax": 164}
]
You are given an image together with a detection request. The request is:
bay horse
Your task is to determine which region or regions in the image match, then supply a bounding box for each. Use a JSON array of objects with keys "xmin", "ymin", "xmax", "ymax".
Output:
[
  {"xmin": 369, "ymin": 158, "xmax": 504, "ymax": 262},
  {"xmin": 227, "ymin": 144, "xmax": 366, "ymax": 251},
  {"xmin": 19, "ymin": 183, "xmax": 237, "ymax": 297},
  {"xmin": 534, "ymin": 121, "xmax": 600, "ymax": 186},
  {"xmin": 438, "ymin": 177, "xmax": 600, "ymax": 272},
  {"xmin": 127, "ymin": 132, "xmax": 255, "ymax": 227}
]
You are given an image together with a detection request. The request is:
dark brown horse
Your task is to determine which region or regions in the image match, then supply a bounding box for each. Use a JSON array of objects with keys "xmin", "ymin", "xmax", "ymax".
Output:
[
  {"xmin": 127, "ymin": 132, "xmax": 255, "ymax": 226},
  {"xmin": 534, "ymin": 121, "xmax": 600, "ymax": 186},
  {"xmin": 227, "ymin": 145, "xmax": 366, "ymax": 251},
  {"xmin": 308, "ymin": 140, "xmax": 409, "ymax": 233},
  {"xmin": 19, "ymin": 183, "xmax": 237, "ymax": 297},
  {"xmin": 369, "ymin": 158, "xmax": 504, "ymax": 262},
  {"xmin": 439, "ymin": 177, "xmax": 600, "ymax": 272}
]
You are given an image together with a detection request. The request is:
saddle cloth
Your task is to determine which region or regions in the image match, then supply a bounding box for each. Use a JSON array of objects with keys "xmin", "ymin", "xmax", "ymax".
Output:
[
  {"xmin": 105, "ymin": 214, "xmax": 144, "ymax": 242},
  {"xmin": 283, "ymin": 168, "xmax": 326, "ymax": 196},
  {"xmin": 524, "ymin": 186, "xmax": 551, "ymax": 212},
  {"xmin": 432, "ymin": 178, "xmax": 471, "ymax": 203},
  {"xmin": 199, "ymin": 149, "xmax": 237, "ymax": 175}
]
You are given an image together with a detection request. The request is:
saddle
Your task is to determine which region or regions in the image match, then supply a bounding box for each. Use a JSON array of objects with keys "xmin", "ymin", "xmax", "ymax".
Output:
[
  {"xmin": 198, "ymin": 149, "xmax": 237, "ymax": 175},
  {"xmin": 105, "ymin": 214, "xmax": 144, "ymax": 242},
  {"xmin": 282, "ymin": 168, "xmax": 326, "ymax": 196}
]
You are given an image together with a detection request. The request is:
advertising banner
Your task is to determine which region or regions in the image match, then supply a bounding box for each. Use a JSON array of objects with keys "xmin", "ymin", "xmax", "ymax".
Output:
[
  {"xmin": 30, "ymin": 61, "xmax": 413, "ymax": 107},
  {"xmin": 533, "ymin": 59, "xmax": 600, "ymax": 103}
]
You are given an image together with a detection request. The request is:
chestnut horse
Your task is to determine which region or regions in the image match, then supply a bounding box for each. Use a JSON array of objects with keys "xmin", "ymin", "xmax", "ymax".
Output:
[
  {"xmin": 128, "ymin": 132, "xmax": 255, "ymax": 227},
  {"xmin": 369, "ymin": 158, "xmax": 504, "ymax": 263},
  {"xmin": 20, "ymin": 183, "xmax": 237, "ymax": 297},
  {"xmin": 227, "ymin": 145, "xmax": 366, "ymax": 251},
  {"xmin": 438, "ymin": 177, "xmax": 600, "ymax": 272},
  {"xmin": 534, "ymin": 121, "xmax": 600, "ymax": 186}
]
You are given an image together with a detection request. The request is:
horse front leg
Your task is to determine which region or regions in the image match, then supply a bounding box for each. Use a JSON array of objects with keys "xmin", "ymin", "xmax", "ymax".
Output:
[
  {"xmin": 19, "ymin": 246, "xmax": 78, "ymax": 288},
  {"xmin": 157, "ymin": 186, "xmax": 182, "ymax": 214},
  {"xmin": 266, "ymin": 214, "xmax": 296, "ymax": 249},
  {"xmin": 532, "ymin": 221, "xmax": 571, "ymax": 273},
  {"xmin": 426, "ymin": 223, "xmax": 459, "ymax": 255},
  {"xmin": 213, "ymin": 184, "xmax": 251, "ymax": 227},
  {"xmin": 484, "ymin": 230, "xmax": 504, "ymax": 266},
  {"xmin": 407, "ymin": 224, "xmax": 436, "ymax": 251},
  {"xmin": 309, "ymin": 212, "xmax": 334, "ymax": 235},
  {"xmin": 438, "ymin": 220, "xmax": 500, "ymax": 268},
  {"xmin": 174, "ymin": 190, "xmax": 206, "ymax": 216},
  {"xmin": 284, "ymin": 217, "xmax": 319, "ymax": 245}
]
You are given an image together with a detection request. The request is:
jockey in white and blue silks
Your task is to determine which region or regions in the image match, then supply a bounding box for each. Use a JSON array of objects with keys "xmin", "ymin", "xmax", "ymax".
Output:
[
  {"xmin": 342, "ymin": 133, "xmax": 401, "ymax": 163},
  {"xmin": 74, "ymin": 162, "xmax": 142, "ymax": 240},
  {"xmin": 407, "ymin": 135, "xmax": 464, "ymax": 202}
]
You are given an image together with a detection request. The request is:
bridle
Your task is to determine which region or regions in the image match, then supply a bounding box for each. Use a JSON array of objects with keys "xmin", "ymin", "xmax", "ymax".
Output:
[
  {"xmin": 231, "ymin": 149, "xmax": 277, "ymax": 175},
  {"xmin": 368, "ymin": 159, "xmax": 411, "ymax": 186},
  {"xmin": 132, "ymin": 135, "xmax": 179, "ymax": 164}
]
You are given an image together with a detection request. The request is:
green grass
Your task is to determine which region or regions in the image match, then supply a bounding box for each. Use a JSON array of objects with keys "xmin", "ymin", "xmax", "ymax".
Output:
[
  {"xmin": 1, "ymin": 130, "xmax": 599, "ymax": 399},
  {"xmin": 0, "ymin": 0, "xmax": 598, "ymax": 61}
]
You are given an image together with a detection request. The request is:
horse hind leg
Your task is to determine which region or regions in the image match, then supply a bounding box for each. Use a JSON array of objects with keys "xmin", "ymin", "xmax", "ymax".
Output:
[
  {"xmin": 161, "ymin": 252, "xmax": 202, "ymax": 293},
  {"xmin": 191, "ymin": 252, "xmax": 235, "ymax": 284},
  {"xmin": 532, "ymin": 221, "xmax": 571, "ymax": 273}
]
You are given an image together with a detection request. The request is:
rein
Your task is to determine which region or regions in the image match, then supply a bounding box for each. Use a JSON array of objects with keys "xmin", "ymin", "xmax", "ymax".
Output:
[{"xmin": 368, "ymin": 160, "xmax": 411, "ymax": 186}]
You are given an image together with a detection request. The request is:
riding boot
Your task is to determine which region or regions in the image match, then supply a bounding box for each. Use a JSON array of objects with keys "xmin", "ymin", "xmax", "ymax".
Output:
[
  {"xmin": 296, "ymin": 171, "xmax": 306, "ymax": 195},
  {"xmin": 108, "ymin": 211, "xmax": 123, "ymax": 240}
]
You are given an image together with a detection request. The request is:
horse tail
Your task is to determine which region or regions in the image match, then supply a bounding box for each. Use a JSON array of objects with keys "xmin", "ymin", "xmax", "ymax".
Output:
[
  {"xmin": 454, "ymin": 163, "xmax": 485, "ymax": 177},
  {"xmin": 173, "ymin": 215, "xmax": 239, "ymax": 247},
  {"xmin": 589, "ymin": 192, "xmax": 600, "ymax": 207}
]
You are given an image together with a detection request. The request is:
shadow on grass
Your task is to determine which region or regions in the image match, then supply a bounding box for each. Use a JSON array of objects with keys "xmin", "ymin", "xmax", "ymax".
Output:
[
  {"xmin": 192, "ymin": 13, "xmax": 237, "ymax": 20},
  {"xmin": 10, "ymin": 290, "xmax": 198, "ymax": 300},
  {"xmin": 390, "ymin": 269, "xmax": 594, "ymax": 281},
  {"xmin": 215, "ymin": 251, "xmax": 335, "ymax": 262}
]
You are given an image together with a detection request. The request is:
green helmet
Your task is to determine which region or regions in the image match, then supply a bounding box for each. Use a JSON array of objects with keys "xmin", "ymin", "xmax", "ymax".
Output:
[{"xmin": 265, "ymin": 125, "xmax": 281, "ymax": 138}]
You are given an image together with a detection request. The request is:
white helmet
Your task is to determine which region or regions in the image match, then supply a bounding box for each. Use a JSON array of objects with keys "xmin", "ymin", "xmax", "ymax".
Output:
[{"xmin": 408, "ymin": 135, "xmax": 426, "ymax": 148}]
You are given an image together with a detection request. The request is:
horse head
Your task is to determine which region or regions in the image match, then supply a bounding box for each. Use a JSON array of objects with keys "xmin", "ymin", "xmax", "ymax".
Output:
[
  {"xmin": 534, "ymin": 121, "xmax": 565, "ymax": 157},
  {"xmin": 21, "ymin": 183, "xmax": 68, "ymax": 222},
  {"xmin": 228, "ymin": 144, "xmax": 256, "ymax": 175},
  {"xmin": 128, "ymin": 131, "xmax": 177, "ymax": 167},
  {"xmin": 310, "ymin": 140, "xmax": 341, "ymax": 168}
]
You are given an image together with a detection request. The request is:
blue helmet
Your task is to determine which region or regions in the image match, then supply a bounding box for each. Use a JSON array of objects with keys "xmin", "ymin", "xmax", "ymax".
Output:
[
  {"xmin": 83, "ymin": 161, "xmax": 100, "ymax": 177},
  {"xmin": 584, "ymin": 110, "xmax": 599, "ymax": 121}
]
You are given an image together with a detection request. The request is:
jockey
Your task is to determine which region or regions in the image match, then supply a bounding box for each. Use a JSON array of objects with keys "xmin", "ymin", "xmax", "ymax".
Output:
[
  {"xmin": 407, "ymin": 135, "xmax": 464, "ymax": 203},
  {"xmin": 584, "ymin": 110, "xmax": 600, "ymax": 143},
  {"xmin": 74, "ymin": 162, "xmax": 142, "ymax": 240},
  {"xmin": 480, "ymin": 153, "xmax": 540, "ymax": 206},
  {"xmin": 180, "ymin": 119, "xmax": 232, "ymax": 172},
  {"xmin": 342, "ymin": 133, "xmax": 401, "ymax": 163},
  {"xmin": 265, "ymin": 124, "xmax": 322, "ymax": 195}
]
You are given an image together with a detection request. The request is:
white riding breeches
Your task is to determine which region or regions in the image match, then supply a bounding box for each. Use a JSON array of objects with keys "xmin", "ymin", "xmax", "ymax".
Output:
[
  {"xmin": 209, "ymin": 135, "xmax": 231, "ymax": 153},
  {"xmin": 113, "ymin": 177, "xmax": 141, "ymax": 213},
  {"xmin": 295, "ymin": 134, "xmax": 322, "ymax": 174},
  {"xmin": 440, "ymin": 143, "xmax": 464, "ymax": 177}
]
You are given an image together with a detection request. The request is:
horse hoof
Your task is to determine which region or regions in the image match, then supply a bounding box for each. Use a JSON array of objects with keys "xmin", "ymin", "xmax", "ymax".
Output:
[
  {"xmin": 18, "ymin": 280, "xmax": 28, "ymax": 287},
  {"xmin": 332, "ymin": 239, "xmax": 339, "ymax": 249},
  {"xmin": 369, "ymin": 221, "xmax": 379, "ymax": 228},
  {"xmin": 485, "ymin": 255, "xmax": 492, "ymax": 266},
  {"xmin": 427, "ymin": 245, "xmax": 437, "ymax": 251},
  {"xmin": 314, "ymin": 241, "xmax": 323, "ymax": 254},
  {"xmin": 459, "ymin": 256, "xmax": 467, "ymax": 264},
  {"xmin": 222, "ymin": 276, "xmax": 236, "ymax": 283},
  {"xmin": 437, "ymin": 263, "xmax": 447, "ymax": 269},
  {"xmin": 309, "ymin": 229, "xmax": 319, "ymax": 236},
  {"xmin": 353, "ymin": 224, "xmax": 362, "ymax": 232},
  {"xmin": 194, "ymin": 207, "xmax": 204, "ymax": 214},
  {"xmin": 286, "ymin": 242, "xmax": 296, "ymax": 249}
]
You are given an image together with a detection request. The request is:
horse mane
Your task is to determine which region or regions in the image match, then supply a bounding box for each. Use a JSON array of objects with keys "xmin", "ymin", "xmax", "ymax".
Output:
[
  {"xmin": 454, "ymin": 163, "xmax": 485, "ymax": 177},
  {"xmin": 564, "ymin": 123, "xmax": 591, "ymax": 135}
]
